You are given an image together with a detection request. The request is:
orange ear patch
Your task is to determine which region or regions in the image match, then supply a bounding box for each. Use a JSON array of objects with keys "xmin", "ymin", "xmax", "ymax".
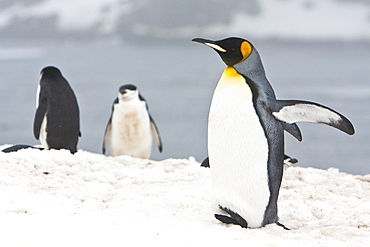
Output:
[{"xmin": 240, "ymin": 41, "xmax": 252, "ymax": 61}]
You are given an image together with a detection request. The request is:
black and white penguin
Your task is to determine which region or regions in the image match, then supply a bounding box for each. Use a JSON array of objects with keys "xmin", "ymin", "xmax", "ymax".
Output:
[
  {"xmin": 192, "ymin": 37, "xmax": 354, "ymax": 229},
  {"xmin": 33, "ymin": 66, "xmax": 80, "ymax": 154},
  {"xmin": 102, "ymin": 84, "xmax": 162, "ymax": 158}
]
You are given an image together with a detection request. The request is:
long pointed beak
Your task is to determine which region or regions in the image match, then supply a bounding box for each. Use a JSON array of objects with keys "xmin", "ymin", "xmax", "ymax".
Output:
[
  {"xmin": 192, "ymin": 38, "xmax": 214, "ymax": 44},
  {"xmin": 192, "ymin": 38, "xmax": 226, "ymax": 52}
]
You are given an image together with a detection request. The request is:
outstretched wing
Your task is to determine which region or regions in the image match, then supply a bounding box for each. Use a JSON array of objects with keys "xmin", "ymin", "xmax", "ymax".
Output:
[
  {"xmin": 102, "ymin": 98, "xmax": 118, "ymax": 154},
  {"xmin": 270, "ymin": 100, "xmax": 355, "ymax": 135}
]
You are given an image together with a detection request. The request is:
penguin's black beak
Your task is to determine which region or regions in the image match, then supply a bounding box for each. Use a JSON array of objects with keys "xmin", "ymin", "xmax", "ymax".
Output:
[
  {"xmin": 192, "ymin": 38, "xmax": 227, "ymax": 53},
  {"xmin": 192, "ymin": 38, "xmax": 214, "ymax": 44}
]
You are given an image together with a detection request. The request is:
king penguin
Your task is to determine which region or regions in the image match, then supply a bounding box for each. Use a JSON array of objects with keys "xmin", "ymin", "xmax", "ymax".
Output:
[
  {"xmin": 192, "ymin": 37, "xmax": 355, "ymax": 229},
  {"xmin": 102, "ymin": 84, "xmax": 163, "ymax": 158},
  {"xmin": 33, "ymin": 66, "xmax": 81, "ymax": 154}
]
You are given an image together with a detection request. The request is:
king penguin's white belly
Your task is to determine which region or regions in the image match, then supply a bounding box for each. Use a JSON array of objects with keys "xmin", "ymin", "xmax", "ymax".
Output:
[
  {"xmin": 208, "ymin": 67, "xmax": 270, "ymax": 228},
  {"xmin": 110, "ymin": 101, "xmax": 152, "ymax": 159}
]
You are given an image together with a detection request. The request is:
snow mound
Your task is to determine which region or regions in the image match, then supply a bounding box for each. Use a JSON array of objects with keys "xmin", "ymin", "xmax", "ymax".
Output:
[{"xmin": 0, "ymin": 146, "xmax": 369, "ymax": 246}]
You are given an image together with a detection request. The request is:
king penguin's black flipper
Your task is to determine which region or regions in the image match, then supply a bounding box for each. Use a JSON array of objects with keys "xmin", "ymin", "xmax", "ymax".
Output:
[{"xmin": 270, "ymin": 100, "xmax": 355, "ymax": 135}]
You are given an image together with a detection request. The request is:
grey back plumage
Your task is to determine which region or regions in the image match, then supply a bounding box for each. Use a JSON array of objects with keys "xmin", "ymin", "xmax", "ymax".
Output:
[{"xmin": 235, "ymin": 47, "xmax": 302, "ymax": 141}]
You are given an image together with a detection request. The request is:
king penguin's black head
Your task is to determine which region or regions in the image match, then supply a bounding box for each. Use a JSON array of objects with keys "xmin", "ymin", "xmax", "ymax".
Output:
[{"xmin": 192, "ymin": 37, "xmax": 253, "ymax": 67}]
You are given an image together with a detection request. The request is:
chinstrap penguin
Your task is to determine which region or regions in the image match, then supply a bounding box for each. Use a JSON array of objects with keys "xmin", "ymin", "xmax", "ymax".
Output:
[{"xmin": 102, "ymin": 84, "xmax": 162, "ymax": 158}]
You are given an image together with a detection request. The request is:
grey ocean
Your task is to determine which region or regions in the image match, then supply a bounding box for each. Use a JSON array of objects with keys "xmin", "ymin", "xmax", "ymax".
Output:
[{"xmin": 1, "ymin": 40, "xmax": 369, "ymax": 175}]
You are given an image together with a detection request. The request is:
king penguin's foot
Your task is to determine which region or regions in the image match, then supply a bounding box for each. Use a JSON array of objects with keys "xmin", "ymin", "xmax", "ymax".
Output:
[
  {"xmin": 215, "ymin": 214, "xmax": 240, "ymax": 225},
  {"xmin": 275, "ymin": 221, "xmax": 290, "ymax": 230},
  {"xmin": 216, "ymin": 206, "xmax": 248, "ymax": 228}
]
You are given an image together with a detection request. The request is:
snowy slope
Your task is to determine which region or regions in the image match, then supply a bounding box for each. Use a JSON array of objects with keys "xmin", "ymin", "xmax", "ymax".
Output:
[{"xmin": 0, "ymin": 145, "xmax": 369, "ymax": 247}]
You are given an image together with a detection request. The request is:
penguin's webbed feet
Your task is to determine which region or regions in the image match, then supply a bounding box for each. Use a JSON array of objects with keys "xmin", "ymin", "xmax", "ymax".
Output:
[
  {"xmin": 215, "ymin": 206, "xmax": 248, "ymax": 228},
  {"xmin": 215, "ymin": 214, "xmax": 241, "ymax": 226}
]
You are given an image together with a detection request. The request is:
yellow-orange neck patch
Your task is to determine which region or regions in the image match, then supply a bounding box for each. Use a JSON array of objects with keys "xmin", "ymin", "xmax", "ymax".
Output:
[
  {"xmin": 222, "ymin": 66, "xmax": 240, "ymax": 78},
  {"xmin": 216, "ymin": 67, "xmax": 246, "ymax": 91}
]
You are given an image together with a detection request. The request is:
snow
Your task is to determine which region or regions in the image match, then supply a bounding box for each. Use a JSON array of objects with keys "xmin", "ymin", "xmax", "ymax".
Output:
[{"xmin": 0, "ymin": 145, "xmax": 369, "ymax": 246}]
